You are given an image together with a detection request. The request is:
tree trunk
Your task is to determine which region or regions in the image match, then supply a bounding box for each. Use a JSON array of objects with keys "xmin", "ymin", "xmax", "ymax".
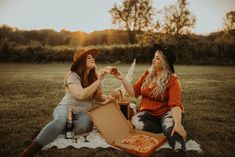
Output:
[{"xmin": 128, "ymin": 31, "xmax": 137, "ymax": 44}]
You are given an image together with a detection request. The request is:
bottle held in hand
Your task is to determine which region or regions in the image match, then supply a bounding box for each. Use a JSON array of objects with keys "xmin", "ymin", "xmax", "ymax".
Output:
[{"xmin": 65, "ymin": 107, "xmax": 74, "ymax": 139}]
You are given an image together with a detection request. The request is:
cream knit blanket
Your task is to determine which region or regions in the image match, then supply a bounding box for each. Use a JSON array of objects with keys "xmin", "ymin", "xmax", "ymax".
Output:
[{"xmin": 43, "ymin": 129, "xmax": 202, "ymax": 153}]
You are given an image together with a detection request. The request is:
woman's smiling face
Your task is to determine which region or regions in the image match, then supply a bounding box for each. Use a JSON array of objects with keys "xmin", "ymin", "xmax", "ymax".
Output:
[
  {"xmin": 86, "ymin": 54, "xmax": 96, "ymax": 70},
  {"xmin": 152, "ymin": 51, "xmax": 164, "ymax": 71}
]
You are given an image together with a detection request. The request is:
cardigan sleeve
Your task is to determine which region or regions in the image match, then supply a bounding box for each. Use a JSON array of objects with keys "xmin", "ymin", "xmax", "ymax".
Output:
[
  {"xmin": 133, "ymin": 71, "xmax": 149, "ymax": 98},
  {"xmin": 168, "ymin": 75, "xmax": 184, "ymax": 112}
]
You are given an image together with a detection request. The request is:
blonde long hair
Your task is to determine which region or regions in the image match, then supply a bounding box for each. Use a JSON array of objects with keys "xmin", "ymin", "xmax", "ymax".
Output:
[{"xmin": 142, "ymin": 50, "xmax": 172, "ymax": 98}]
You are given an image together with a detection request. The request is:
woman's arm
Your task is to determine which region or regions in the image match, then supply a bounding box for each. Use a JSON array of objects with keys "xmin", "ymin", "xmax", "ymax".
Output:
[
  {"xmin": 114, "ymin": 70, "xmax": 135, "ymax": 97},
  {"xmin": 95, "ymin": 84, "xmax": 114, "ymax": 104},
  {"xmin": 168, "ymin": 77, "xmax": 187, "ymax": 140},
  {"xmin": 121, "ymin": 77, "xmax": 135, "ymax": 97},
  {"xmin": 68, "ymin": 79, "xmax": 102, "ymax": 100},
  {"xmin": 171, "ymin": 106, "xmax": 182, "ymax": 126},
  {"xmin": 171, "ymin": 106, "xmax": 187, "ymax": 141},
  {"xmin": 95, "ymin": 82, "xmax": 104, "ymax": 101},
  {"xmin": 68, "ymin": 68, "xmax": 107, "ymax": 100}
]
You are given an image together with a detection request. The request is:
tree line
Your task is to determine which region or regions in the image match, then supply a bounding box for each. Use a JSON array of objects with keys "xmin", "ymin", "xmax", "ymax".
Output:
[
  {"xmin": 0, "ymin": 0, "xmax": 234, "ymax": 64},
  {"xmin": 0, "ymin": 28, "xmax": 234, "ymax": 64}
]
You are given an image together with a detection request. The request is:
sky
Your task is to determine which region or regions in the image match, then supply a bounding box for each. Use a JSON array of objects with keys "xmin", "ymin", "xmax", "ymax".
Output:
[{"xmin": 0, "ymin": 0, "xmax": 234, "ymax": 35}]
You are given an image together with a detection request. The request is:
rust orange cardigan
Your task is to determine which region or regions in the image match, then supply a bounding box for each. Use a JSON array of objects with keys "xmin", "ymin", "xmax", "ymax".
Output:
[{"xmin": 133, "ymin": 71, "xmax": 184, "ymax": 116}]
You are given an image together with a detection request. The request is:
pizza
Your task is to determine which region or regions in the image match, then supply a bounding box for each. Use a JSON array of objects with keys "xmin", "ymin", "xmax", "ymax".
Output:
[
  {"xmin": 120, "ymin": 134, "xmax": 159, "ymax": 153},
  {"xmin": 110, "ymin": 67, "xmax": 118, "ymax": 75},
  {"xmin": 105, "ymin": 66, "xmax": 118, "ymax": 75}
]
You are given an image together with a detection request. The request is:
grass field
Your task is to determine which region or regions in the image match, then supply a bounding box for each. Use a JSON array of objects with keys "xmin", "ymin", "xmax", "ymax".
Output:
[{"xmin": 0, "ymin": 63, "xmax": 234, "ymax": 157}]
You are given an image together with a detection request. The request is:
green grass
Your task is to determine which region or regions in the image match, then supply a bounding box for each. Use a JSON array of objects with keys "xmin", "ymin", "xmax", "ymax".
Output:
[{"xmin": 0, "ymin": 63, "xmax": 235, "ymax": 157}]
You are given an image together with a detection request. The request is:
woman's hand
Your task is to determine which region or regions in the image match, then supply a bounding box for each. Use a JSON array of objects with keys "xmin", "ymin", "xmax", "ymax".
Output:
[
  {"xmin": 96, "ymin": 95, "xmax": 115, "ymax": 104},
  {"xmin": 101, "ymin": 95, "xmax": 115, "ymax": 104},
  {"xmin": 171, "ymin": 124, "xmax": 187, "ymax": 141},
  {"xmin": 104, "ymin": 66, "xmax": 124, "ymax": 80},
  {"xmin": 114, "ymin": 70, "xmax": 125, "ymax": 80},
  {"xmin": 109, "ymin": 67, "xmax": 124, "ymax": 80},
  {"xmin": 97, "ymin": 68, "xmax": 109, "ymax": 80}
]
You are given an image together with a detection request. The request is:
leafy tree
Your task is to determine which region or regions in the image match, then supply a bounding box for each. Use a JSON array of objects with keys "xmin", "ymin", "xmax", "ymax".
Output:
[
  {"xmin": 159, "ymin": 0, "xmax": 196, "ymax": 35},
  {"xmin": 109, "ymin": 0, "xmax": 155, "ymax": 44},
  {"xmin": 224, "ymin": 11, "xmax": 235, "ymax": 31}
]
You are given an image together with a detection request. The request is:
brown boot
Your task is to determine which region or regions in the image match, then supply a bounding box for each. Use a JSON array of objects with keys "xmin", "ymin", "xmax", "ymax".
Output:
[{"xmin": 18, "ymin": 141, "xmax": 43, "ymax": 157}]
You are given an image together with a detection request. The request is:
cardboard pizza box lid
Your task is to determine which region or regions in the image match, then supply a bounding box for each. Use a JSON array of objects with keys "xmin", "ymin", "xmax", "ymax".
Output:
[
  {"xmin": 89, "ymin": 101, "xmax": 166, "ymax": 149},
  {"xmin": 89, "ymin": 101, "xmax": 133, "ymax": 144}
]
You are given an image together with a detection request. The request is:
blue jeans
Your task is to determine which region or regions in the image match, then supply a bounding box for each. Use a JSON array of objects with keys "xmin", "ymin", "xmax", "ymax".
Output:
[{"xmin": 35, "ymin": 105, "xmax": 93, "ymax": 146}]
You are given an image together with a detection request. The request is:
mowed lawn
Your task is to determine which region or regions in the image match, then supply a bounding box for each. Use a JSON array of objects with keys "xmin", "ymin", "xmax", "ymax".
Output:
[{"xmin": 0, "ymin": 63, "xmax": 234, "ymax": 157}]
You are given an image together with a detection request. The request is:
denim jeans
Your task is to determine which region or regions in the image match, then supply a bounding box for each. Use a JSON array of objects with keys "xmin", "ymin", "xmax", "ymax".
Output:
[{"xmin": 35, "ymin": 105, "xmax": 93, "ymax": 146}]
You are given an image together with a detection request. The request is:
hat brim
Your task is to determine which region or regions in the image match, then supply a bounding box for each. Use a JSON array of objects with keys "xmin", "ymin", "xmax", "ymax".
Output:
[
  {"xmin": 169, "ymin": 62, "xmax": 175, "ymax": 73},
  {"xmin": 161, "ymin": 49, "xmax": 175, "ymax": 74},
  {"xmin": 164, "ymin": 54, "xmax": 175, "ymax": 73},
  {"xmin": 71, "ymin": 49, "xmax": 99, "ymax": 70}
]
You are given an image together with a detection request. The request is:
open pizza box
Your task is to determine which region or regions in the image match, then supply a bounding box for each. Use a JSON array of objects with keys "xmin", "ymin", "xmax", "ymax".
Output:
[{"xmin": 89, "ymin": 101, "xmax": 166, "ymax": 157}]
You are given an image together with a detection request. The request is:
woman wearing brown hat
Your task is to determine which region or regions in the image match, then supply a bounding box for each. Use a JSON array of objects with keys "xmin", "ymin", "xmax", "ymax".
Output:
[
  {"xmin": 112, "ymin": 44, "xmax": 187, "ymax": 157},
  {"xmin": 19, "ymin": 48, "xmax": 113, "ymax": 157}
]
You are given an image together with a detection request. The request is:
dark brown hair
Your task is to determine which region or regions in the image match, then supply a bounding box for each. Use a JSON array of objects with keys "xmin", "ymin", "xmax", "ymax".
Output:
[{"xmin": 70, "ymin": 55, "xmax": 97, "ymax": 88}]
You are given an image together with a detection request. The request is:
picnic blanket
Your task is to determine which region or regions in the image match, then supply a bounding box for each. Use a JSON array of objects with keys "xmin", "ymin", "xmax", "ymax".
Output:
[{"xmin": 43, "ymin": 129, "xmax": 202, "ymax": 153}]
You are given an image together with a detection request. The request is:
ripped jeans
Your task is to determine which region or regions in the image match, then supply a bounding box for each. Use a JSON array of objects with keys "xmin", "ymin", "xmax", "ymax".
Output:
[
  {"xmin": 131, "ymin": 111, "xmax": 185, "ymax": 151},
  {"xmin": 35, "ymin": 105, "xmax": 93, "ymax": 146}
]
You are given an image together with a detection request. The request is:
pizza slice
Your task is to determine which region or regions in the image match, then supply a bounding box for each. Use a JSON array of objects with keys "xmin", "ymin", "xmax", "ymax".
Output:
[
  {"xmin": 121, "ymin": 134, "xmax": 159, "ymax": 153},
  {"xmin": 105, "ymin": 66, "xmax": 118, "ymax": 75}
]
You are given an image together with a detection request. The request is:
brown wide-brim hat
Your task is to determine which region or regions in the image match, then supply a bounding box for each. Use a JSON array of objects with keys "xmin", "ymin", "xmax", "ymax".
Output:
[{"xmin": 71, "ymin": 48, "xmax": 99, "ymax": 70}]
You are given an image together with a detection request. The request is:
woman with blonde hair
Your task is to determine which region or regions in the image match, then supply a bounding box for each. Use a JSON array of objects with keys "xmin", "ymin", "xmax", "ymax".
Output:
[
  {"xmin": 113, "ymin": 44, "xmax": 187, "ymax": 156},
  {"xmin": 19, "ymin": 48, "xmax": 113, "ymax": 157}
]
